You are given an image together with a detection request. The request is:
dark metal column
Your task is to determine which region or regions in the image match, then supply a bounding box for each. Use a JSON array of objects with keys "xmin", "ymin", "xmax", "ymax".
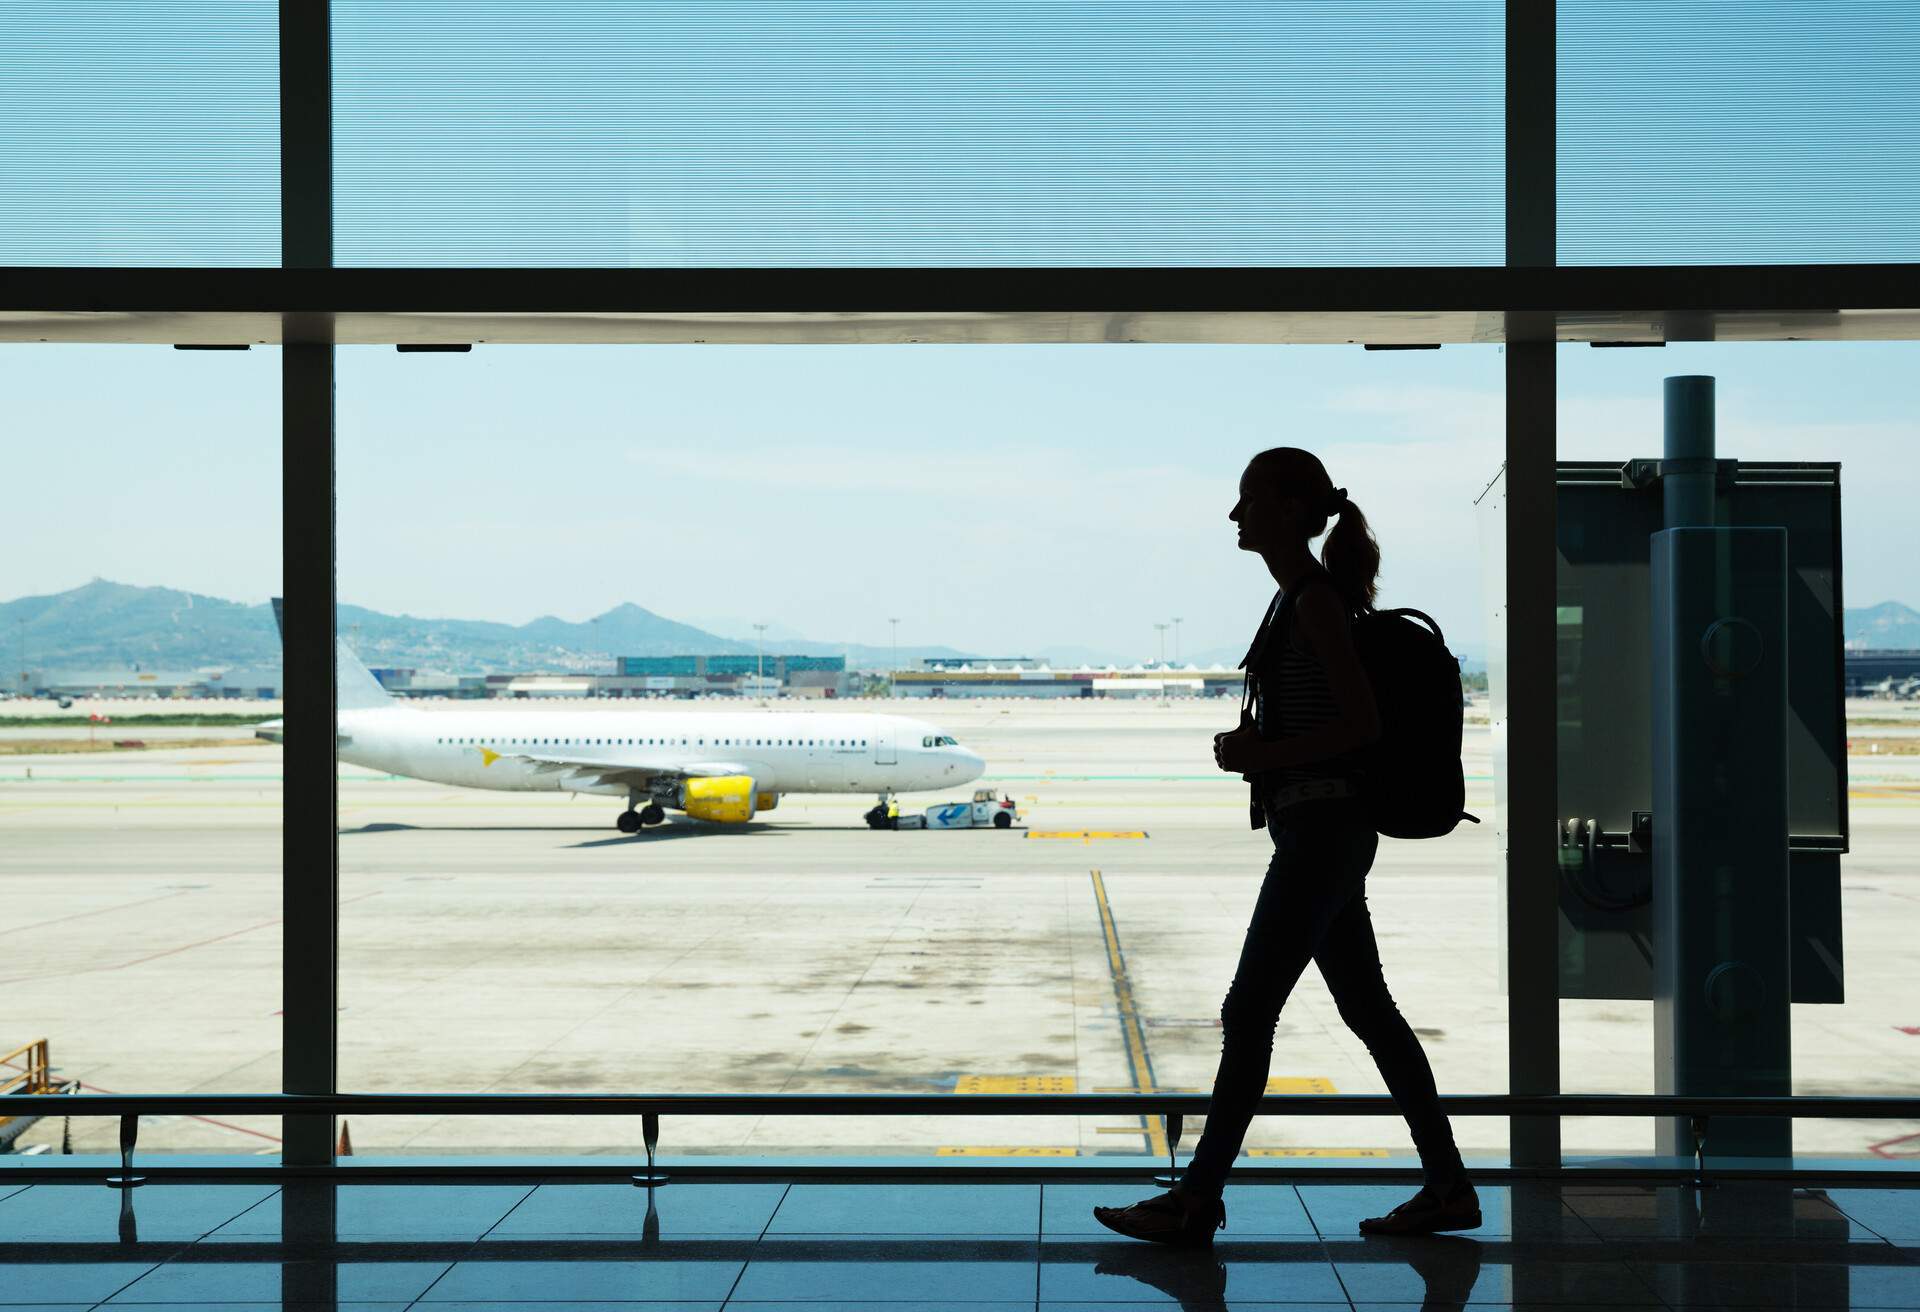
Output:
[
  {"xmin": 281, "ymin": 0, "xmax": 332, "ymax": 269},
  {"xmin": 1505, "ymin": 0, "xmax": 1561, "ymax": 1172},
  {"xmin": 280, "ymin": 0, "xmax": 337, "ymax": 1169},
  {"xmin": 1650, "ymin": 377, "xmax": 1793, "ymax": 1163}
]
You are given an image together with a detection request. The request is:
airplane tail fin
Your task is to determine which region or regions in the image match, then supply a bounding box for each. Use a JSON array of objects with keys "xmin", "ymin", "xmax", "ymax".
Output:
[
  {"xmin": 336, "ymin": 638, "xmax": 392, "ymax": 710},
  {"xmin": 269, "ymin": 596, "xmax": 393, "ymax": 710}
]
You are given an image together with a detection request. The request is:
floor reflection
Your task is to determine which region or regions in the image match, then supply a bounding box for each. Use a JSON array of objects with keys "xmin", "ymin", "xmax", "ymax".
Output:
[{"xmin": 0, "ymin": 1175, "xmax": 1910, "ymax": 1310}]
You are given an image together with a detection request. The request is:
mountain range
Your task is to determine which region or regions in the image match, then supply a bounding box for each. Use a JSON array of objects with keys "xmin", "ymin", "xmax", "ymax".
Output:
[
  {"xmin": 1845, "ymin": 600, "xmax": 1920, "ymax": 650},
  {"xmin": 1, "ymin": 580, "xmax": 978, "ymax": 675},
  {"xmin": 7, "ymin": 581, "xmax": 1913, "ymax": 677}
]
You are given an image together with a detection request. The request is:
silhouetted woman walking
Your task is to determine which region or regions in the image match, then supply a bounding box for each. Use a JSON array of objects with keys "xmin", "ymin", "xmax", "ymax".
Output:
[{"xmin": 1094, "ymin": 446, "xmax": 1478, "ymax": 1243}]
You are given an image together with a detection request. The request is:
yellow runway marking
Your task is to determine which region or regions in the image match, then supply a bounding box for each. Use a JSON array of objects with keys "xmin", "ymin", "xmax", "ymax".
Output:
[
  {"xmin": 936, "ymin": 1146, "xmax": 1077, "ymax": 1156},
  {"xmin": 1267, "ymin": 1076, "xmax": 1339, "ymax": 1094},
  {"xmin": 1088, "ymin": 1076, "xmax": 1336, "ymax": 1097},
  {"xmin": 1248, "ymin": 1147, "xmax": 1390, "ymax": 1158},
  {"xmin": 1028, "ymin": 830, "xmax": 1149, "ymax": 841},
  {"xmin": 1091, "ymin": 867, "xmax": 1169, "ymax": 1161},
  {"xmin": 954, "ymin": 1075, "xmax": 1076, "ymax": 1095}
]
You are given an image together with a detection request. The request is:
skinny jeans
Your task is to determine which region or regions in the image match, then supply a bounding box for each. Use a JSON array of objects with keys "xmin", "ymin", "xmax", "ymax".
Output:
[{"xmin": 1182, "ymin": 797, "xmax": 1465, "ymax": 1198}]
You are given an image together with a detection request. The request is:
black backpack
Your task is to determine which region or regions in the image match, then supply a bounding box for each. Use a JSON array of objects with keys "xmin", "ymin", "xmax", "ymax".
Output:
[{"xmin": 1242, "ymin": 574, "xmax": 1476, "ymax": 840}]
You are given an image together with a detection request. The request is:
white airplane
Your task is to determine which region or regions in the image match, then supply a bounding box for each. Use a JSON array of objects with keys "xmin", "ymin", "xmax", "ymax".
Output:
[{"xmin": 263, "ymin": 640, "xmax": 986, "ymax": 834}]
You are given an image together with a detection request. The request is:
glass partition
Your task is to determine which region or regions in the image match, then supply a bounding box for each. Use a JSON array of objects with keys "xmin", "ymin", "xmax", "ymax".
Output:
[
  {"xmin": 0, "ymin": 1, "xmax": 279, "ymax": 266},
  {"xmin": 1555, "ymin": 340, "xmax": 1920, "ymax": 1164},
  {"xmin": 1560, "ymin": 2, "xmax": 1920, "ymax": 264},
  {"xmin": 333, "ymin": 0, "xmax": 1503, "ymax": 267},
  {"xmin": 332, "ymin": 340, "xmax": 1507, "ymax": 1161},
  {"xmin": 0, "ymin": 345, "xmax": 283, "ymax": 1154}
]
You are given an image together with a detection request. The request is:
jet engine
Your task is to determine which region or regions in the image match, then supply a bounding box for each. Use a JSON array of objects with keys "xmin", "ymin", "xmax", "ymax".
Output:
[{"xmin": 679, "ymin": 775, "xmax": 757, "ymax": 823}]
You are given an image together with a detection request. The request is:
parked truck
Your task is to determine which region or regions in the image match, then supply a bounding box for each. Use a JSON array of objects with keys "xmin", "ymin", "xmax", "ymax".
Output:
[{"xmin": 866, "ymin": 789, "xmax": 1019, "ymax": 831}]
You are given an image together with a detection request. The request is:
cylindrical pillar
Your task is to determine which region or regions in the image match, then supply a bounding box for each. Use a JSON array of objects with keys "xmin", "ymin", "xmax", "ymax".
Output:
[
  {"xmin": 1662, "ymin": 376, "xmax": 1716, "ymax": 530},
  {"xmin": 1651, "ymin": 373, "xmax": 1793, "ymax": 1164}
]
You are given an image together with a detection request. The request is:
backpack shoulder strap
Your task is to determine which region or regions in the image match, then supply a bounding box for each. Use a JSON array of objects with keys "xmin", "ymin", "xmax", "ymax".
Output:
[{"xmin": 1237, "ymin": 589, "xmax": 1285, "ymax": 671}]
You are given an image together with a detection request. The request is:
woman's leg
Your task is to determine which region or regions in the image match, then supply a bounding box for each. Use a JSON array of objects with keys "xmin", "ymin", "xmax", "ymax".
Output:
[
  {"xmin": 1179, "ymin": 817, "xmax": 1376, "ymax": 1200},
  {"xmin": 1313, "ymin": 887, "xmax": 1467, "ymax": 1193}
]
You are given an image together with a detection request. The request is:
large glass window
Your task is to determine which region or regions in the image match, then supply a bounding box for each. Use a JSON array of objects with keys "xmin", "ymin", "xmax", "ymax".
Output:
[
  {"xmin": 1560, "ymin": 2, "xmax": 1920, "ymax": 264},
  {"xmin": 0, "ymin": 346, "xmax": 283, "ymax": 1154},
  {"xmin": 0, "ymin": 2, "xmax": 279, "ymax": 266},
  {"xmin": 333, "ymin": 1, "xmax": 1503, "ymax": 267},
  {"xmin": 1555, "ymin": 341, "xmax": 1920, "ymax": 1164},
  {"xmin": 332, "ymin": 341, "xmax": 1506, "ymax": 1160}
]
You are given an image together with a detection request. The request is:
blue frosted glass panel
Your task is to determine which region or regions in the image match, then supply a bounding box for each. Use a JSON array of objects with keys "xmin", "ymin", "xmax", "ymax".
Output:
[
  {"xmin": 1560, "ymin": 2, "xmax": 1920, "ymax": 265},
  {"xmin": 334, "ymin": 1, "xmax": 1503, "ymax": 267},
  {"xmin": 0, "ymin": 2, "xmax": 279, "ymax": 266}
]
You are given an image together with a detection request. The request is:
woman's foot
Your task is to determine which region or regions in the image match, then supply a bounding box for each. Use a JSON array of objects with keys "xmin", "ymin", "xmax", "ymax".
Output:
[
  {"xmin": 1357, "ymin": 1178, "xmax": 1481, "ymax": 1234},
  {"xmin": 1092, "ymin": 1185, "xmax": 1227, "ymax": 1246}
]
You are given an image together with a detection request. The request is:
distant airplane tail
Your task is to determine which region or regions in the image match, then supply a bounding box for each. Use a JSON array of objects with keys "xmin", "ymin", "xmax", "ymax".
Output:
[
  {"xmin": 335, "ymin": 638, "xmax": 393, "ymax": 710},
  {"xmin": 270, "ymin": 596, "xmax": 393, "ymax": 711}
]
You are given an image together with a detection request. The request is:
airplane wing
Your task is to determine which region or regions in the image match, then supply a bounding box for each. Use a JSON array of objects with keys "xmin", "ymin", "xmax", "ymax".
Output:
[{"xmin": 482, "ymin": 748, "xmax": 759, "ymax": 793}]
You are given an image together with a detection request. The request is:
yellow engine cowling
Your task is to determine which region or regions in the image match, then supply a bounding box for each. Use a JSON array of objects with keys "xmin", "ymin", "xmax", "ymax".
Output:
[
  {"xmin": 680, "ymin": 775, "xmax": 756, "ymax": 823},
  {"xmin": 756, "ymin": 791, "xmax": 778, "ymax": 812}
]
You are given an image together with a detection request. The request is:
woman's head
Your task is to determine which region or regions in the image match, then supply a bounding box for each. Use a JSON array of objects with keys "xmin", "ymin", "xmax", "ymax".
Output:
[{"xmin": 1230, "ymin": 446, "xmax": 1381, "ymax": 608}]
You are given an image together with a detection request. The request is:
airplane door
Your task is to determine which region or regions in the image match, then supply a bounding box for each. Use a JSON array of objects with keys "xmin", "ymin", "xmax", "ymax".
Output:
[{"xmin": 874, "ymin": 724, "xmax": 897, "ymax": 765}]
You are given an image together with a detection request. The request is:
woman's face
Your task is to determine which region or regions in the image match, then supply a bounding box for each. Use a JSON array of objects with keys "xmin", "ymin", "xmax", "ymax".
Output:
[{"xmin": 1230, "ymin": 463, "xmax": 1303, "ymax": 553}]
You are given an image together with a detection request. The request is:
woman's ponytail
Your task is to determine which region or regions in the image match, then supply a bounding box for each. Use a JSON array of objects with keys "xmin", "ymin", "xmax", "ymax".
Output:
[
  {"xmin": 1246, "ymin": 446, "xmax": 1382, "ymax": 609},
  {"xmin": 1320, "ymin": 495, "xmax": 1380, "ymax": 610}
]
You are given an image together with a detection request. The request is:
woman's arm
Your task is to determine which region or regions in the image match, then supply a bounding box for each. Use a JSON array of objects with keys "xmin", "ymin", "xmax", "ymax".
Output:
[{"xmin": 1216, "ymin": 584, "xmax": 1381, "ymax": 773}]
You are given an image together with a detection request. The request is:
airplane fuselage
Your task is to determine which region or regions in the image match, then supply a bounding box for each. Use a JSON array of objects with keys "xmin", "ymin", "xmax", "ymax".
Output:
[{"xmin": 335, "ymin": 705, "xmax": 982, "ymax": 798}]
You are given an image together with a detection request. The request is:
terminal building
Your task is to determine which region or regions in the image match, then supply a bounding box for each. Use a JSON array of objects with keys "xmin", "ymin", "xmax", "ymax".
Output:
[
  {"xmin": 35, "ymin": 667, "xmax": 282, "ymax": 700},
  {"xmin": 1843, "ymin": 649, "xmax": 1920, "ymax": 696},
  {"xmin": 617, "ymin": 653, "xmax": 849, "ymax": 697},
  {"xmin": 4, "ymin": 0, "xmax": 1914, "ymax": 1294},
  {"xmin": 894, "ymin": 663, "xmax": 1241, "ymax": 699},
  {"xmin": 367, "ymin": 654, "xmax": 852, "ymax": 698}
]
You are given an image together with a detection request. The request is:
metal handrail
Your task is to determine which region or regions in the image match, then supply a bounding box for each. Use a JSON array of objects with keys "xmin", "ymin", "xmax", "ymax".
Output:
[
  {"xmin": 3, "ymin": 1091, "xmax": 1917, "ymax": 1117},
  {"xmin": 8, "ymin": 1092, "xmax": 1915, "ymax": 1189}
]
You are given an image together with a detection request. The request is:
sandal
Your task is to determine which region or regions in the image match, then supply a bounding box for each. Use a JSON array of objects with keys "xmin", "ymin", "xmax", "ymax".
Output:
[
  {"xmin": 1358, "ymin": 1183, "xmax": 1482, "ymax": 1235},
  {"xmin": 1092, "ymin": 1189, "xmax": 1228, "ymax": 1246}
]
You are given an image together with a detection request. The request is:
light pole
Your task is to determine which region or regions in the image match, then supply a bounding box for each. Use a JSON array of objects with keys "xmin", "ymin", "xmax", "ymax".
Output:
[
  {"xmin": 1154, "ymin": 623, "xmax": 1168, "ymax": 666},
  {"xmin": 1172, "ymin": 616, "xmax": 1182, "ymax": 664},
  {"xmin": 888, "ymin": 617, "xmax": 900, "ymax": 698},
  {"xmin": 752, "ymin": 623, "xmax": 767, "ymax": 701},
  {"xmin": 14, "ymin": 617, "xmax": 26, "ymax": 697}
]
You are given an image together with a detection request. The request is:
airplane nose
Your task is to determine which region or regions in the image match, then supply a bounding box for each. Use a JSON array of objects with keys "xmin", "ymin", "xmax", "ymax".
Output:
[{"xmin": 959, "ymin": 749, "xmax": 986, "ymax": 781}]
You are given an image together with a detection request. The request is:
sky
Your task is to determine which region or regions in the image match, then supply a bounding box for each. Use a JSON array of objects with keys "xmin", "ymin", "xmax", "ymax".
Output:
[
  {"xmin": 8, "ymin": 3, "xmax": 1918, "ymax": 269},
  {"xmin": 2, "ymin": 340, "xmax": 1915, "ymax": 665},
  {"xmin": 2, "ymin": 3, "xmax": 1917, "ymax": 662}
]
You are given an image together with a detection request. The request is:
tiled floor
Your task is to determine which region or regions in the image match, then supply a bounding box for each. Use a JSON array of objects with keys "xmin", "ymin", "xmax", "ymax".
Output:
[{"xmin": 0, "ymin": 1175, "xmax": 1914, "ymax": 1309}]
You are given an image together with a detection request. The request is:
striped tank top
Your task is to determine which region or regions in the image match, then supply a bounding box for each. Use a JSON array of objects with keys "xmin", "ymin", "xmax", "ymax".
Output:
[{"xmin": 1247, "ymin": 580, "xmax": 1354, "ymax": 809}]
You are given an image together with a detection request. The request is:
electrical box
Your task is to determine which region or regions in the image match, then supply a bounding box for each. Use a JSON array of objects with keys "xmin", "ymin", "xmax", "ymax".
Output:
[{"xmin": 1479, "ymin": 461, "xmax": 1846, "ymax": 1003}]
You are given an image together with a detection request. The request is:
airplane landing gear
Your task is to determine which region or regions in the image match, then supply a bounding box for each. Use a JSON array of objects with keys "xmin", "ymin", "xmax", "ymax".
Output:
[{"xmin": 617, "ymin": 801, "xmax": 670, "ymax": 833}]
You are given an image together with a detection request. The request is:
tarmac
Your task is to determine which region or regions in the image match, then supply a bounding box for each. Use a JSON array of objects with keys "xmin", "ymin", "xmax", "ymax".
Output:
[{"xmin": 2, "ymin": 696, "xmax": 1916, "ymax": 1163}]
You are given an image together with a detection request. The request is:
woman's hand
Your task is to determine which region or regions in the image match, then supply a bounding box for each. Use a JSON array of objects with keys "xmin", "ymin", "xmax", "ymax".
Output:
[{"xmin": 1213, "ymin": 710, "xmax": 1272, "ymax": 774}]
